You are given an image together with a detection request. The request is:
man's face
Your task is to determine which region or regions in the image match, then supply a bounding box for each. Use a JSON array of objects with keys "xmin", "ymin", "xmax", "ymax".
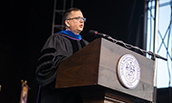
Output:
[{"xmin": 65, "ymin": 10, "xmax": 84, "ymax": 35}]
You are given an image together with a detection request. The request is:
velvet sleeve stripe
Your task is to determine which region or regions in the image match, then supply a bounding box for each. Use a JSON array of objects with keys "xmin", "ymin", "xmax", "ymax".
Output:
[
  {"xmin": 37, "ymin": 61, "xmax": 53, "ymax": 73},
  {"xmin": 39, "ymin": 48, "xmax": 56, "ymax": 57},
  {"xmin": 36, "ymin": 68, "xmax": 57, "ymax": 87},
  {"xmin": 36, "ymin": 55, "xmax": 66, "ymax": 87},
  {"xmin": 53, "ymin": 55, "xmax": 66, "ymax": 68},
  {"xmin": 37, "ymin": 54, "xmax": 54, "ymax": 65}
]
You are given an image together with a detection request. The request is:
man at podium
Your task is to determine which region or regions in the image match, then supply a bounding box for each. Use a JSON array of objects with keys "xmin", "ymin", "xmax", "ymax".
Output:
[{"xmin": 35, "ymin": 8, "xmax": 88, "ymax": 103}]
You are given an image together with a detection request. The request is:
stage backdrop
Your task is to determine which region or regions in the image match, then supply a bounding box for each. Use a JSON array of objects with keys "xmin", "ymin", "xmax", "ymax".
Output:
[
  {"xmin": 0, "ymin": 0, "xmax": 146, "ymax": 103},
  {"xmin": 73, "ymin": 0, "xmax": 146, "ymax": 49}
]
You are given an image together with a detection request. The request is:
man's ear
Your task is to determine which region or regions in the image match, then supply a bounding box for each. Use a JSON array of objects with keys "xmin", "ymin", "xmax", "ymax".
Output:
[{"xmin": 65, "ymin": 20, "xmax": 70, "ymax": 27}]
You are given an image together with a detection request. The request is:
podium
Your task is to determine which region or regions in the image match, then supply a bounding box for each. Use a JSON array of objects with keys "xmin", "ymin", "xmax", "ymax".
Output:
[{"xmin": 55, "ymin": 38, "xmax": 155, "ymax": 103}]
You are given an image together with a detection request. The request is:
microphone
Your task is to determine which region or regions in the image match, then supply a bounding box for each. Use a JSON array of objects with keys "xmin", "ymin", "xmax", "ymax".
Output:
[
  {"xmin": 89, "ymin": 30, "xmax": 108, "ymax": 37},
  {"xmin": 88, "ymin": 30, "xmax": 167, "ymax": 61},
  {"xmin": 89, "ymin": 30, "xmax": 116, "ymax": 42}
]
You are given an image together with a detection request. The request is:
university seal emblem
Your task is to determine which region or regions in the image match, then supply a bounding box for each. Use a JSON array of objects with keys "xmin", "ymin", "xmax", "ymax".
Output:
[{"xmin": 117, "ymin": 54, "xmax": 140, "ymax": 89}]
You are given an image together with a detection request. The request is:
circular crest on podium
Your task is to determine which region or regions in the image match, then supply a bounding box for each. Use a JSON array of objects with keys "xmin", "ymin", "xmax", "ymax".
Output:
[{"xmin": 117, "ymin": 54, "xmax": 140, "ymax": 89}]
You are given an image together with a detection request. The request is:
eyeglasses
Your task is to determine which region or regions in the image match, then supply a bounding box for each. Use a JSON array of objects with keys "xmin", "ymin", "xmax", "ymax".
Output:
[{"xmin": 66, "ymin": 17, "xmax": 86, "ymax": 22}]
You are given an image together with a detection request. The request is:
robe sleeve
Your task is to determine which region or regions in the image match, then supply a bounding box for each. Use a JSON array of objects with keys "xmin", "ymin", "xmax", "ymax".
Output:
[{"xmin": 35, "ymin": 34, "xmax": 73, "ymax": 87}]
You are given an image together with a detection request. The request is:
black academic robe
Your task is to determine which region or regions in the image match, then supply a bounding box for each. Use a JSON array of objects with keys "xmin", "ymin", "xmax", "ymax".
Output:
[{"xmin": 35, "ymin": 33, "xmax": 89, "ymax": 103}]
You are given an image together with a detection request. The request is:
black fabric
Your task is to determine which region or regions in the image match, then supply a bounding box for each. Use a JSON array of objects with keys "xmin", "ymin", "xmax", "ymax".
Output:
[
  {"xmin": 68, "ymin": 39, "xmax": 79, "ymax": 54},
  {"xmin": 67, "ymin": 39, "xmax": 86, "ymax": 54},
  {"xmin": 35, "ymin": 33, "xmax": 89, "ymax": 103}
]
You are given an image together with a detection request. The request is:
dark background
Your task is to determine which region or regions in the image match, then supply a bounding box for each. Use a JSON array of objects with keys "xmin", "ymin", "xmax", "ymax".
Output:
[{"xmin": 0, "ymin": 0, "xmax": 171, "ymax": 103}]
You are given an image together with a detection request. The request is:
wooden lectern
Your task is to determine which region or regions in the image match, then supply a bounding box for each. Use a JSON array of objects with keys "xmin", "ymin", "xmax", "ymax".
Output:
[{"xmin": 55, "ymin": 38, "xmax": 155, "ymax": 103}]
